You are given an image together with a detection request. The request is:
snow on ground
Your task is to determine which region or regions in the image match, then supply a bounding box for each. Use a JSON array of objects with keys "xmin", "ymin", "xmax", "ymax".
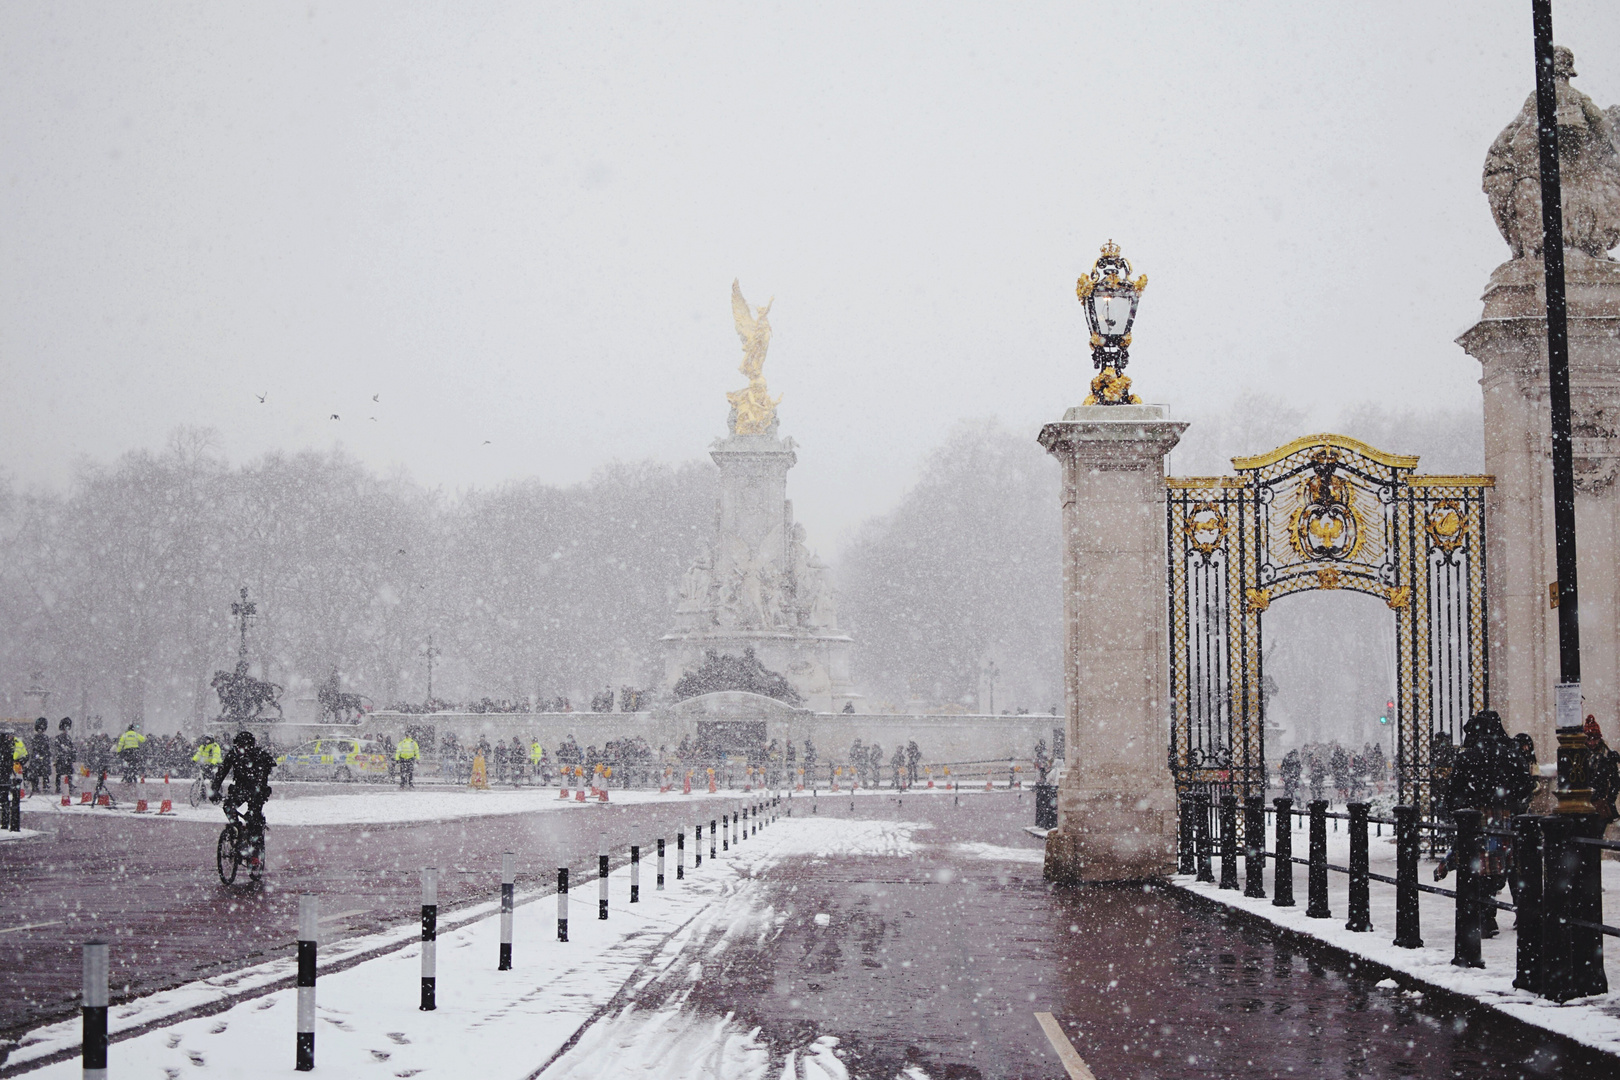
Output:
[
  {"xmin": 1171, "ymin": 815, "xmax": 1620, "ymax": 1059},
  {"xmin": 0, "ymin": 828, "xmax": 41, "ymax": 843},
  {"xmin": 950, "ymin": 841, "xmax": 1044, "ymax": 865},
  {"xmin": 26, "ymin": 782, "xmax": 997, "ymax": 828},
  {"xmin": 10, "ymin": 815, "xmax": 925, "ymax": 1079}
]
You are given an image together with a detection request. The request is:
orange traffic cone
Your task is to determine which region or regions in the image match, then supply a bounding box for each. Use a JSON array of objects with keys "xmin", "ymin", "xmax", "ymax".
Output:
[
  {"xmin": 158, "ymin": 775, "xmax": 173, "ymax": 814},
  {"xmin": 61, "ymin": 792, "xmax": 70, "ymax": 807},
  {"xmin": 559, "ymin": 786, "xmax": 571, "ymax": 799},
  {"xmin": 683, "ymin": 771, "xmax": 692, "ymax": 795},
  {"xmin": 707, "ymin": 768, "xmax": 717, "ymax": 794},
  {"xmin": 134, "ymin": 776, "xmax": 149, "ymax": 813},
  {"xmin": 575, "ymin": 788, "xmax": 587, "ymax": 802}
]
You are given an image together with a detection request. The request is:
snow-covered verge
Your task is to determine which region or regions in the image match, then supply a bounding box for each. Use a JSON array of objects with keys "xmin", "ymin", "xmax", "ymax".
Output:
[
  {"xmin": 0, "ymin": 828, "xmax": 41, "ymax": 843},
  {"xmin": 24, "ymin": 783, "xmax": 996, "ymax": 828},
  {"xmin": 1169, "ymin": 820, "xmax": 1620, "ymax": 1061},
  {"xmin": 7, "ymin": 816, "xmax": 924, "ymax": 1079}
]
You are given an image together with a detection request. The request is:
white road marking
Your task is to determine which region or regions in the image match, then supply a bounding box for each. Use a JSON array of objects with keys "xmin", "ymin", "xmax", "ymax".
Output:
[
  {"xmin": 1035, "ymin": 1012, "xmax": 1099, "ymax": 1080},
  {"xmin": 0, "ymin": 920, "xmax": 65, "ymax": 935},
  {"xmin": 317, "ymin": 909, "xmax": 373, "ymax": 924}
]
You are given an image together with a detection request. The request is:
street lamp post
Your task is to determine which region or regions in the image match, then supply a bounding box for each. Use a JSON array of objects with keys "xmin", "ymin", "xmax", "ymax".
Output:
[
  {"xmin": 1529, "ymin": 1, "xmax": 1595, "ymax": 814},
  {"xmin": 1076, "ymin": 241, "xmax": 1148, "ymax": 406}
]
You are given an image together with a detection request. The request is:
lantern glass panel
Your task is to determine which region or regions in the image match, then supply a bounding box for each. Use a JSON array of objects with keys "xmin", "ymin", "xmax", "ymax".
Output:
[{"xmin": 1094, "ymin": 293, "xmax": 1134, "ymax": 336}]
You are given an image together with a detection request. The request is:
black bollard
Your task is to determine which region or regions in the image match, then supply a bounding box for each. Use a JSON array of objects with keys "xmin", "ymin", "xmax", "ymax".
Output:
[
  {"xmin": 1541, "ymin": 813, "xmax": 1611, "ymax": 1000},
  {"xmin": 1244, "ymin": 795, "xmax": 1266, "ymax": 899},
  {"xmin": 1394, "ymin": 805, "xmax": 1423, "ymax": 948},
  {"xmin": 498, "ymin": 852, "xmax": 514, "ymax": 970},
  {"xmin": 598, "ymin": 832, "xmax": 609, "ymax": 920},
  {"xmin": 1451, "ymin": 809, "xmax": 1483, "ymax": 968},
  {"xmin": 296, "ymin": 894, "xmax": 317, "ymax": 1070},
  {"xmin": 1218, "ymin": 794, "xmax": 1238, "ymax": 890},
  {"xmin": 420, "ymin": 868, "xmax": 438, "ymax": 1010},
  {"xmin": 1512, "ymin": 814, "xmax": 1541, "ymax": 990},
  {"xmin": 696, "ymin": 822, "xmax": 704, "ymax": 868},
  {"xmin": 1346, "ymin": 803, "xmax": 1371, "ymax": 932},
  {"xmin": 1272, "ymin": 798, "xmax": 1295, "ymax": 907},
  {"xmin": 1569, "ymin": 815, "xmax": 1611, "ymax": 999},
  {"xmin": 657, "ymin": 835, "xmax": 666, "ymax": 890},
  {"xmin": 82, "ymin": 941, "xmax": 109, "ymax": 1080},
  {"xmin": 1178, "ymin": 796, "xmax": 1195, "ymax": 876},
  {"xmin": 556, "ymin": 867, "xmax": 569, "ymax": 942},
  {"xmin": 1306, "ymin": 801, "xmax": 1330, "ymax": 919},
  {"xmin": 1194, "ymin": 793, "xmax": 1214, "ymax": 883},
  {"xmin": 677, "ymin": 826, "xmax": 686, "ymax": 879}
]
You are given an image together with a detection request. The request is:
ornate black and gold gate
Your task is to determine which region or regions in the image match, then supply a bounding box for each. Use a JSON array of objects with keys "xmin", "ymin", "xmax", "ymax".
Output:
[{"xmin": 1166, "ymin": 434, "xmax": 1491, "ymax": 812}]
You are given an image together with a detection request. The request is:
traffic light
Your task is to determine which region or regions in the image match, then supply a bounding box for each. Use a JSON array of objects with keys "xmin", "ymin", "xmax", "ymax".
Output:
[{"xmin": 1379, "ymin": 698, "xmax": 1393, "ymax": 725}]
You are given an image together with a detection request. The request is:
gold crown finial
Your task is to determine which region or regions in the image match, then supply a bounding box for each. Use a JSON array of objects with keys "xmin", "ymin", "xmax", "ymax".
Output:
[{"xmin": 1099, "ymin": 239, "xmax": 1120, "ymax": 258}]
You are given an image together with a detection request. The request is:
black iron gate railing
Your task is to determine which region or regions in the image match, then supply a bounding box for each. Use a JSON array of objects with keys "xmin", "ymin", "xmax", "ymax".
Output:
[{"xmin": 1167, "ymin": 434, "xmax": 1490, "ymax": 815}]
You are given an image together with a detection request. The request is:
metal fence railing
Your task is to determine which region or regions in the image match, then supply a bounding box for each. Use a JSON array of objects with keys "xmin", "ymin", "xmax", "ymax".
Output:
[{"xmin": 1177, "ymin": 793, "xmax": 1612, "ymax": 1003}]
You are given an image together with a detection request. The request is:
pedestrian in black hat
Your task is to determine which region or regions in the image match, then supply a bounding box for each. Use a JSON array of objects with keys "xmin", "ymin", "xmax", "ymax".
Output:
[{"xmin": 54, "ymin": 718, "xmax": 77, "ymax": 796}]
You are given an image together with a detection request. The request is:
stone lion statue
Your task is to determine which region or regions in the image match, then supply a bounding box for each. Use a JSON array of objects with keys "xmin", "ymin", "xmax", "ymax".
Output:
[{"xmin": 1484, "ymin": 47, "xmax": 1620, "ymax": 260}]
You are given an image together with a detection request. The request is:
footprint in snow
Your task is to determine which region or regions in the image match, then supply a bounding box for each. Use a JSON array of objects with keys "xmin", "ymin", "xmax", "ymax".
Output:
[
  {"xmin": 370, "ymin": 1050, "xmax": 392, "ymax": 1061},
  {"xmin": 385, "ymin": 1032, "xmax": 411, "ymax": 1045},
  {"xmin": 187, "ymin": 1051, "xmax": 206, "ymax": 1066},
  {"xmin": 164, "ymin": 1069, "xmax": 180, "ymax": 1080},
  {"xmin": 209, "ymin": 1022, "xmax": 227, "ymax": 1034},
  {"xmin": 164, "ymin": 1033, "xmax": 181, "ymax": 1049},
  {"xmin": 255, "ymin": 997, "xmax": 277, "ymax": 1010},
  {"xmin": 395, "ymin": 1071, "xmax": 424, "ymax": 1078},
  {"xmin": 322, "ymin": 1017, "xmax": 356, "ymax": 1031}
]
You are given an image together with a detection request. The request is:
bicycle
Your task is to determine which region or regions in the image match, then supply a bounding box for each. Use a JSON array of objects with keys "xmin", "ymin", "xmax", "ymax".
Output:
[
  {"xmin": 189, "ymin": 767, "xmax": 217, "ymax": 809},
  {"xmin": 216, "ymin": 802, "xmax": 266, "ymax": 885}
]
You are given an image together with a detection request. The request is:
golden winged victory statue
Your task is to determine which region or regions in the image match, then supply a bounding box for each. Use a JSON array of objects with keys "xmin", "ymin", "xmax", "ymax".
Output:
[{"xmin": 726, "ymin": 279, "xmax": 782, "ymax": 435}]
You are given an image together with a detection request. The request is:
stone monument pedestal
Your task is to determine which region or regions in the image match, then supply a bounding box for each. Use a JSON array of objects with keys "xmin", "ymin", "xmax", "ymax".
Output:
[{"xmin": 1038, "ymin": 404, "xmax": 1186, "ymax": 883}]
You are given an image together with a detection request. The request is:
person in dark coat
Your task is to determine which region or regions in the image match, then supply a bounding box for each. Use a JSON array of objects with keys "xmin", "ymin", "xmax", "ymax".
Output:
[
  {"xmin": 1585, "ymin": 716, "xmax": 1620, "ymax": 823},
  {"xmin": 53, "ymin": 718, "xmax": 76, "ymax": 796},
  {"xmin": 1279, "ymin": 749, "xmax": 1302, "ymax": 803},
  {"xmin": 1438, "ymin": 710, "xmax": 1536, "ymax": 936},
  {"xmin": 27, "ymin": 718, "xmax": 53, "ymax": 795}
]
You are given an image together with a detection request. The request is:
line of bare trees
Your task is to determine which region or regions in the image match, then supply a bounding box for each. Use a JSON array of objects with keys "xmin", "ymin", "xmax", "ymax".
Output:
[{"xmin": 0, "ymin": 429, "xmax": 713, "ymax": 730}]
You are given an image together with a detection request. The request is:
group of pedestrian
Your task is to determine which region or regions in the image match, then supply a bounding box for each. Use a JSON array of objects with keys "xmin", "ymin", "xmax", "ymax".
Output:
[
  {"xmin": 9, "ymin": 717, "xmax": 84, "ymax": 796},
  {"xmin": 1278, "ymin": 742, "xmax": 1392, "ymax": 806}
]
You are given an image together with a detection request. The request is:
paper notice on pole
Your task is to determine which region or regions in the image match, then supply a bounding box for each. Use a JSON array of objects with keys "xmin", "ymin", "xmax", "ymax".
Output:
[{"xmin": 1557, "ymin": 681, "xmax": 1583, "ymax": 730}]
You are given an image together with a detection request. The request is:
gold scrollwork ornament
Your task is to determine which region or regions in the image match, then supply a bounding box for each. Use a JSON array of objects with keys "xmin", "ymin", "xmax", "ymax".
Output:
[
  {"xmin": 1185, "ymin": 503, "xmax": 1227, "ymax": 556},
  {"xmin": 1084, "ymin": 366, "xmax": 1140, "ymax": 406},
  {"xmin": 1426, "ymin": 501, "xmax": 1466, "ymax": 554}
]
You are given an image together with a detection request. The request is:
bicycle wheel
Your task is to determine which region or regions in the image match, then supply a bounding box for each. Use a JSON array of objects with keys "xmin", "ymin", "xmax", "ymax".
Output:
[
  {"xmin": 248, "ymin": 831, "xmax": 266, "ymax": 881},
  {"xmin": 217, "ymin": 824, "xmax": 241, "ymax": 885},
  {"xmin": 190, "ymin": 777, "xmax": 207, "ymax": 809}
]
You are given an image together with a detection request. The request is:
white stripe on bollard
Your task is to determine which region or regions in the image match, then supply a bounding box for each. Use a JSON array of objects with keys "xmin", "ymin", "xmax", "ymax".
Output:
[
  {"xmin": 499, "ymin": 851, "xmax": 514, "ymax": 970},
  {"xmin": 82, "ymin": 940, "xmax": 109, "ymax": 1080},
  {"xmin": 296, "ymin": 894, "xmax": 317, "ymax": 1071}
]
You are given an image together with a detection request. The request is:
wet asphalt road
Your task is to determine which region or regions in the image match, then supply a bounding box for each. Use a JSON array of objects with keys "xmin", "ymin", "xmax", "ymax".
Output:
[
  {"xmin": 2, "ymin": 785, "xmax": 1615, "ymax": 1078},
  {"xmin": 663, "ymin": 795, "xmax": 1617, "ymax": 1079}
]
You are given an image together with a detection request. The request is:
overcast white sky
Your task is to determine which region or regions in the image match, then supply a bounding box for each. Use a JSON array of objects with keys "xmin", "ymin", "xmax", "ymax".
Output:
[{"xmin": 3, "ymin": 2, "xmax": 1618, "ymax": 548}]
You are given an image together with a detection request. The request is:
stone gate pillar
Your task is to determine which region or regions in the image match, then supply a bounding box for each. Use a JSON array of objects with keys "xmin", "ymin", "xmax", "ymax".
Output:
[{"xmin": 1039, "ymin": 404, "xmax": 1187, "ymax": 882}]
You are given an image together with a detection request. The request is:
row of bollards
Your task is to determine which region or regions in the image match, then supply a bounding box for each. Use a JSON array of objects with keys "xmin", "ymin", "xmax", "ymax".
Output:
[{"xmin": 78, "ymin": 796, "xmax": 784, "ymax": 1075}]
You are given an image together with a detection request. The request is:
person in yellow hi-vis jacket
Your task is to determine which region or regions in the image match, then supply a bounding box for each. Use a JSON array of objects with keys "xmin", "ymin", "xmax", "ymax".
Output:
[
  {"xmin": 115, "ymin": 724, "xmax": 146, "ymax": 784},
  {"xmin": 394, "ymin": 734, "xmax": 419, "ymax": 789}
]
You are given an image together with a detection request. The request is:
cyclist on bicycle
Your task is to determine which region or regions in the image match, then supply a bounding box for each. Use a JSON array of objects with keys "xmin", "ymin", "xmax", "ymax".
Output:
[{"xmin": 211, "ymin": 730, "xmax": 276, "ymax": 871}]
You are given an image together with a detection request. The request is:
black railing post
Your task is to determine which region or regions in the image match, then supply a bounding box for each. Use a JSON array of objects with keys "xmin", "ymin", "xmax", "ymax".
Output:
[
  {"xmin": 1219, "ymin": 795, "xmax": 1239, "ymax": 890},
  {"xmin": 1570, "ymin": 818, "xmax": 1610, "ymax": 998},
  {"xmin": 1512, "ymin": 814, "xmax": 1543, "ymax": 992},
  {"xmin": 1272, "ymin": 798, "xmax": 1294, "ymax": 907},
  {"xmin": 1451, "ymin": 809, "xmax": 1484, "ymax": 969},
  {"xmin": 1306, "ymin": 800, "xmax": 1330, "ymax": 919},
  {"xmin": 1346, "ymin": 802, "xmax": 1372, "ymax": 932},
  {"xmin": 1244, "ymin": 796, "xmax": 1266, "ymax": 899},
  {"xmin": 1393, "ymin": 805, "xmax": 1423, "ymax": 948},
  {"xmin": 1541, "ymin": 814, "xmax": 1574, "ymax": 999},
  {"xmin": 1195, "ymin": 793, "xmax": 1214, "ymax": 883},
  {"xmin": 1178, "ymin": 795, "xmax": 1195, "ymax": 875}
]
